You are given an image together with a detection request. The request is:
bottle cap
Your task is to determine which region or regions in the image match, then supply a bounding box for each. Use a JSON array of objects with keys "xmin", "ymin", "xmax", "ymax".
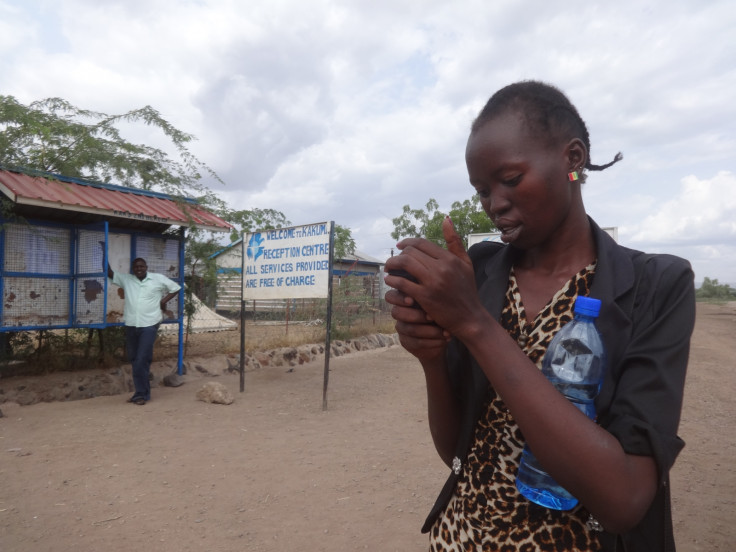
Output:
[{"xmin": 574, "ymin": 296, "xmax": 601, "ymax": 317}]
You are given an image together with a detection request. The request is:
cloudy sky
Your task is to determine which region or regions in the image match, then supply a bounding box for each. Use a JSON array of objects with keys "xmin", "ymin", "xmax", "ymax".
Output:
[{"xmin": 1, "ymin": 0, "xmax": 735, "ymax": 285}]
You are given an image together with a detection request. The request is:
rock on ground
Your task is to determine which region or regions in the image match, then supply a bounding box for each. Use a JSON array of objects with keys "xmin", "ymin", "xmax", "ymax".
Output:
[{"xmin": 195, "ymin": 381, "xmax": 234, "ymax": 404}]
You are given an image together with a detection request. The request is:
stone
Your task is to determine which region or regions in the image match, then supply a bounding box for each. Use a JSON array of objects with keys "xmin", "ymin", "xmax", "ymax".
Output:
[
  {"xmin": 162, "ymin": 373, "xmax": 185, "ymax": 387},
  {"xmin": 244, "ymin": 355, "xmax": 261, "ymax": 370},
  {"xmin": 0, "ymin": 332, "xmax": 399, "ymax": 405},
  {"xmin": 297, "ymin": 347, "xmax": 313, "ymax": 364},
  {"xmin": 281, "ymin": 348, "xmax": 298, "ymax": 363},
  {"xmin": 196, "ymin": 382, "xmax": 234, "ymax": 405},
  {"xmin": 254, "ymin": 351, "xmax": 271, "ymax": 366},
  {"xmin": 225, "ymin": 356, "xmax": 240, "ymax": 373}
]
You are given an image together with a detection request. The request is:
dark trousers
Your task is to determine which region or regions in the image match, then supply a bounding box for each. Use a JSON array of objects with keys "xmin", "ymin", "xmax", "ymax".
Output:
[{"xmin": 125, "ymin": 324, "xmax": 159, "ymax": 401}]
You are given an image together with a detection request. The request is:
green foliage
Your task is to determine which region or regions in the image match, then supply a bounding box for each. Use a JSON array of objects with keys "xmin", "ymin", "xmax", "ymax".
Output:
[
  {"xmin": 696, "ymin": 277, "xmax": 736, "ymax": 301},
  {"xmin": 391, "ymin": 194, "xmax": 495, "ymax": 248},
  {"xmin": 447, "ymin": 196, "xmax": 496, "ymax": 246},
  {"xmin": 0, "ymin": 331, "xmax": 33, "ymax": 362},
  {"xmin": 391, "ymin": 198, "xmax": 443, "ymax": 245},
  {"xmin": 224, "ymin": 207, "xmax": 292, "ymax": 242},
  {"xmin": 184, "ymin": 237, "xmax": 222, "ymax": 309},
  {"xmin": 334, "ymin": 224, "xmax": 356, "ymax": 260},
  {"xmin": 0, "ymin": 95, "xmax": 223, "ymax": 210},
  {"xmin": 95, "ymin": 327, "xmax": 127, "ymax": 364}
]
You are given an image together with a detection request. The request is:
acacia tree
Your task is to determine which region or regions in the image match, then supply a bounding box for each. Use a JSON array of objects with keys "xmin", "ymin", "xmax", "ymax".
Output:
[
  {"xmin": 225, "ymin": 207, "xmax": 292, "ymax": 242},
  {"xmin": 391, "ymin": 194, "xmax": 495, "ymax": 248},
  {"xmin": 0, "ymin": 95, "xmax": 224, "ymax": 209}
]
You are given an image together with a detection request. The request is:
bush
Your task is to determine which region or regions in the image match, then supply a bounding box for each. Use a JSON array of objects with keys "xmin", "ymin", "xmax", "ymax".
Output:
[{"xmin": 696, "ymin": 277, "xmax": 736, "ymax": 302}]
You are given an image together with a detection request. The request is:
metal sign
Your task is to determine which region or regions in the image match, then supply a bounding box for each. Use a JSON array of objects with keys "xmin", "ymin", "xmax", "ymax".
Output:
[{"xmin": 242, "ymin": 222, "xmax": 332, "ymax": 300}]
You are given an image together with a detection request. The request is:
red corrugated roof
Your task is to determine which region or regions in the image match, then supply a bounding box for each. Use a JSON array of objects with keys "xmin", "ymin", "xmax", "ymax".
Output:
[{"xmin": 0, "ymin": 169, "xmax": 232, "ymax": 232}]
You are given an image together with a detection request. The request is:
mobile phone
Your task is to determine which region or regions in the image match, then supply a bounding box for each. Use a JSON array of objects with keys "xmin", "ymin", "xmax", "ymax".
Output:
[
  {"xmin": 387, "ymin": 269, "xmax": 418, "ymax": 283},
  {"xmin": 387, "ymin": 269, "xmax": 421, "ymax": 308}
]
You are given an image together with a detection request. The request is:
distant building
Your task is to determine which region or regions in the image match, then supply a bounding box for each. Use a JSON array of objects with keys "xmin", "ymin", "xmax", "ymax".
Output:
[{"xmin": 467, "ymin": 227, "xmax": 619, "ymax": 247}]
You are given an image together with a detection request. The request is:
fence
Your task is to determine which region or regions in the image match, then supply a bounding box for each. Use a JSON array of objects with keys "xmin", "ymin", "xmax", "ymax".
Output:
[{"xmin": 210, "ymin": 272, "xmax": 389, "ymax": 328}]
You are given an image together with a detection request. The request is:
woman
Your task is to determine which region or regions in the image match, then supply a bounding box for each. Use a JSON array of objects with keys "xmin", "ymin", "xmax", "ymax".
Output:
[{"xmin": 384, "ymin": 81, "xmax": 695, "ymax": 551}]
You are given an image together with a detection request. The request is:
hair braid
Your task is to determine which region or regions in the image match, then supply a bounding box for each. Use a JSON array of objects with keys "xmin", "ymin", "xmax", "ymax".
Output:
[{"xmin": 587, "ymin": 151, "xmax": 624, "ymax": 172}]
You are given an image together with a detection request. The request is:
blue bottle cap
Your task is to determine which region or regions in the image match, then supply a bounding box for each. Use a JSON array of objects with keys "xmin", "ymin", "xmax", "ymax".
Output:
[{"xmin": 574, "ymin": 296, "xmax": 601, "ymax": 317}]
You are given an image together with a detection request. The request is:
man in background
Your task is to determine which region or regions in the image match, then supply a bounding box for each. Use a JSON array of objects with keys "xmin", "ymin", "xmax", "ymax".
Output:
[{"xmin": 107, "ymin": 257, "xmax": 180, "ymax": 405}]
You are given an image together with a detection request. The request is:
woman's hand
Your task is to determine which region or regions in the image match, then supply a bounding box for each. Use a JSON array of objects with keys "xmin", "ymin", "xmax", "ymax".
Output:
[
  {"xmin": 385, "ymin": 218, "xmax": 481, "ymax": 339},
  {"xmin": 384, "ymin": 287, "xmax": 450, "ymax": 363}
]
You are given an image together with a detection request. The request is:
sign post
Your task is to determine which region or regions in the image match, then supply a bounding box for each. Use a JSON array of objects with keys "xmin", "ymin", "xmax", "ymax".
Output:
[
  {"xmin": 322, "ymin": 224, "xmax": 335, "ymax": 411},
  {"xmin": 239, "ymin": 222, "xmax": 334, "ymax": 404}
]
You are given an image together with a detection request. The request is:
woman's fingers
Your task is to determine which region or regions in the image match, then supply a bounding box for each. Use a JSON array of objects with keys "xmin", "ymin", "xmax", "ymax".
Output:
[
  {"xmin": 443, "ymin": 217, "xmax": 472, "ymax": 268},
  {"xmin": 384, "ymin": 288, "xmax": 421, "ymax": 310}
]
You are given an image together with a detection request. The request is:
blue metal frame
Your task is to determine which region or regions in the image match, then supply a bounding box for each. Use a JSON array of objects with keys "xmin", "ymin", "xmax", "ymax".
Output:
[
  {"xmin": 0, "ymin": 218, "xmax": 184, "ymax": 339},
  {"xmin": 0, "ymin": 220, "xmax": 3, "ymax": 324},
  {"xmin": 72, "ymin": 221, "xmax": 109, "ymax": 330},
  {"xmin": 0, "ymin": 218, "xmax": 77, "ymax": 331},
  {"xmin": 177, "ymin": 227, "xmax": 185, "ymax": 374},
  {"xmin": 68, "ymin": 223, "xmax": 76, "ymax": 328}
]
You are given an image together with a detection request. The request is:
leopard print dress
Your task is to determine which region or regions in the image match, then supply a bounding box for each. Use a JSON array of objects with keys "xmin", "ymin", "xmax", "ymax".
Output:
[{"xmin": 429, "ymin": 264, "xmax": 603, "ymax": 552}]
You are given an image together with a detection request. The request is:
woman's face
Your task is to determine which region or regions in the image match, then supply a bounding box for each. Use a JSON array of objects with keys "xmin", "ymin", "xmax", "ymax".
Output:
[{"xmin": 465, "ymin": 111, "xmax": 577, "ymax": 250}]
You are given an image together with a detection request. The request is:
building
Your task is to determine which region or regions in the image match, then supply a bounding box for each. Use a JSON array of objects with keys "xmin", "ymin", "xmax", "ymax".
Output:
[
  {"xmin": 467, "ymin": 226, "xmax": 619, "ymax": 247},
  {"xmin": 0, "ymin": 166, "xmax": 231, "ymax": 369}
]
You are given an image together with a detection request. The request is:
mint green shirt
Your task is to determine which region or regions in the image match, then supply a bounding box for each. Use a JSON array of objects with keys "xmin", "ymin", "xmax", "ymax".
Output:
[{"xmin": 111, "ymin": 271, "xmax": 181, "ymax": 327}]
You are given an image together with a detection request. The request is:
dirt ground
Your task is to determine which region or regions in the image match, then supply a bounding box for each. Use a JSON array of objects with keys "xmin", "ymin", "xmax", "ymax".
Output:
[{"xmin": 0, "ymin": 302, "xmax": 734, "ymax": 551}]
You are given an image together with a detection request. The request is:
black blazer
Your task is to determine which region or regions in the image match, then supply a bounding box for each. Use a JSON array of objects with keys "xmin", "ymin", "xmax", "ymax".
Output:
[{"xmin": 421, "ymin": 218, "xmax": 696, "ymax": 552}]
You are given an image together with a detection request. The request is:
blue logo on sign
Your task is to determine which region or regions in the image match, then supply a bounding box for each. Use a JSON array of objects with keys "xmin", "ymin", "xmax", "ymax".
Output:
[{"xmin": 247, "ymin": 233, "xmax": 265, "ymax": 261}]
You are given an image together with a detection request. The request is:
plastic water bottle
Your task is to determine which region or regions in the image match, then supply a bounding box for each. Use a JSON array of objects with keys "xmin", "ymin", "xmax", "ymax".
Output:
[{"xmin": 515, "ymin": 296, "xmax": 606, "ymax": 510}]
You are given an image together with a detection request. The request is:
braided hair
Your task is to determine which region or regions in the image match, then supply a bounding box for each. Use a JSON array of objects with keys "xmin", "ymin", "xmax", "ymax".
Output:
[{"xmin": 471, "ymin": 80, "xmax": 623, "ymax": 175}]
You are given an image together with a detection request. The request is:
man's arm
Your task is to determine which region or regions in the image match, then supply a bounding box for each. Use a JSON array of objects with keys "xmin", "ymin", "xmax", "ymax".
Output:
[{"xmin": 160, "ymin": 290, "xmax": 179, "ymax": 311}]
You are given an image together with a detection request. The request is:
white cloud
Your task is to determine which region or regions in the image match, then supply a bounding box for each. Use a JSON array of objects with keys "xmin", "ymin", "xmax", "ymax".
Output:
[
  {"xmin": 614, "ymin": 172, "xmax": 736, "ymax": 285},
  {"xmin": 621, "ymin": 171, "xmax": 736, "ymax": 246},
  {"xmin": 1, "ymin": 0, "xmax": 735, "ymax": 285},
  {"xmin": 624, "ymin": 172, "xmax": 736, "ymax": 246}
]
